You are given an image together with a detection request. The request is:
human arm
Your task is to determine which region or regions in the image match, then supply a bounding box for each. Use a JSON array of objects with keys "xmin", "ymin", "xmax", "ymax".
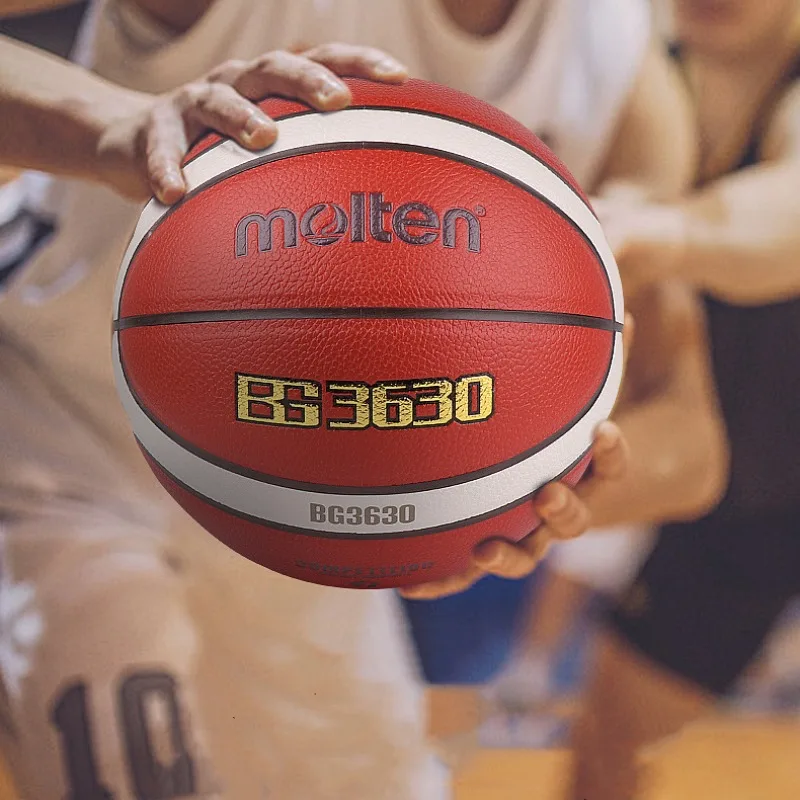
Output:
[
  {"xmin": 593, "ymin": 43, "xmax": 697, "ymax": 202},
  {"xmin": 587, "ymin": 282, "xmax": 728, "ymax": 528},
  {"xmin": 601, "ymin": 83, "xmax": 800, "ymax": 305},
  {"xmin": 0, "ymin": 34, "xmax": 407, "ymax": 202},
  {"xmin": 403, "ymin": 282, "xmax": 731, "ymax": 600},
  {"xmin": 400, "ymin": 419, "xmax": 631, "ymax": 600},
  {"xmin": 400, "ymin": 46, "xmax": 700, "ymax": 600},
  {"xmin": 573, "ymin": 46, "xmax": 728, "ymax": 524},
  {"xmin": 404, "ymin": 285, "xmax": 730, "ymax": 599}
]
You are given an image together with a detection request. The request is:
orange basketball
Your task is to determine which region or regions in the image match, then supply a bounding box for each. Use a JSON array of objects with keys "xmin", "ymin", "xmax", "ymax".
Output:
[{"xmin": 113, "ymin": 79, "xmax": 623, "ymax": 589}]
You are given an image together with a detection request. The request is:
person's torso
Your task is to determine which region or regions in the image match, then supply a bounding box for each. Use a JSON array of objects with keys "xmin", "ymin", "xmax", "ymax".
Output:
[
  {"xmin": 676, "ymin": 44, "xmax": 800, "ymax": 519},
  {"xmin": 0, "ymin": 0, "xmax": 649, "ymax": 496}
]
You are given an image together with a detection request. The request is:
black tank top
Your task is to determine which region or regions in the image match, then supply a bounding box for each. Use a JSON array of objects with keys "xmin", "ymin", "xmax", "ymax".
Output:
[{"xmin": 671, "ymin": 45, "xmax": 800, "ymax": 521}]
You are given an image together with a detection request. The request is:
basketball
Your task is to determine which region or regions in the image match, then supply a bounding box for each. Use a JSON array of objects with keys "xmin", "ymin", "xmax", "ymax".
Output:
[{"xmin": 112, "ymin": 78, "xmax": 623, "ymax": 589}]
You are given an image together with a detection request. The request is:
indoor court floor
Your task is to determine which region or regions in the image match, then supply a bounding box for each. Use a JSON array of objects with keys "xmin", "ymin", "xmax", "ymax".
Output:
[
  {"xmin": 435, "ymin": 689, "xmax": 800, "ymax": 800},
  {"xmin": 0, "ymin": 691, "xmax": 797, "ymax": 798},
  {"xmin": 454, "ymin": 721, "xmax": 800, "ymax": 799}
]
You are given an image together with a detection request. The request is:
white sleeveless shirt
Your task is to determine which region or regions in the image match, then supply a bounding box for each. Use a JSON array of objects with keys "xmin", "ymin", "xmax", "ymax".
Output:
[{"xmin": 0, "ymin": 0, "xmax": 650, "ymax": 495}]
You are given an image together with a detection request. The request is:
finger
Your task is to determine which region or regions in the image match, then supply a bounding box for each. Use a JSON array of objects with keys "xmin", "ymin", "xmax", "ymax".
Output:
[
  {"xmin": 473, "ymin": 532, "xmax": 551, "ymax": 579},
  {"xmin": 232, "ymin": 50, "xmax": 352, "ymax": 110},
  {"xmin": 532, "ymin": 482, "xmax": 592, "ymax": 541},
  {"xmin": 204, "ymin": 58, "xmax": 249, "ymax": 85},
  {"xmin": 180, "ymin": 82, "xmax": 277, "ymax": 150},
  {"xmin": 398, "ymin": 564, "xmax": 485, "ymax": 600},
  {"xmin": 144, "ymin": 106, "xmax": 189, "ymax": 204},
  {"xmin": 618, "ymin": 312, "xmax": 634, "ymax": 396},
  {"xmin": 581, "ymin": 420, "xmax": 628, "ymax": 485},
  {"xmin": 302, "ymin": 43, "xmax": 408, "ymax": 83}
]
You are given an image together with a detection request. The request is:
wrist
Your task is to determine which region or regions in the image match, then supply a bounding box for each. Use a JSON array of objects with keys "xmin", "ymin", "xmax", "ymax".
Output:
[
  {"xmin": 90, "ymin": 86, "xmax": 155, "ymax": 198},
  {"xmin": 48, "ymin": 81, "xmax": 149, "ymax": 184}
]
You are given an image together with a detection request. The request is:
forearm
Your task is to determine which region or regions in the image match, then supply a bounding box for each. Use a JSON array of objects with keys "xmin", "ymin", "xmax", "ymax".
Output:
[
  {"xmin": 0, "ymin": 36, "xmax": 144, "ymax": 181},
  {"xmin": 588, "ymin": 395, "xmax": 728, "ymax": 528},
  {"xmin": 673, "ymin": 160, "xmax": 800, "ymax": 304}
]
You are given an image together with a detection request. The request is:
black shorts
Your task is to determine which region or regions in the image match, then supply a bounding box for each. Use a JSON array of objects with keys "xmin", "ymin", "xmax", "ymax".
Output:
[{"xmin": 609, "ymin": 512, "xmax": 800, "ymax": 696}]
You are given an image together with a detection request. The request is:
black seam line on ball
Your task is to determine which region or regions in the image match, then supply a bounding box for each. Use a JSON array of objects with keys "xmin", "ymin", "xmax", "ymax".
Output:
[
  {"xmin": 115, "ymin": 141, "xmax": 615, "ymax": 323},
  {"xmin": 116, "ymin": 323, "xmax": 615, "ymax": 495},
  {"xmin": 115, "ymin": 308, "xmax": 623, "ymax": 332},
  {"xmin": 139, "ymin": 439, "xmax": 592, "ymax": 540},
  {"xmin": 182, "ymin": 105, "xmax": 595, "ymax": 218}
]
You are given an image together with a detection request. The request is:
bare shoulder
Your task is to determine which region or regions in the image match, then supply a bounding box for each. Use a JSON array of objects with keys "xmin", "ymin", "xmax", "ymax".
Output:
[
  {"xmin": 596, "ymin": 42, "xmax": 697, "ymax": 200},
  {"xmin": 127, "ymin": 0, "xmax": 215, "ymax": 33}
]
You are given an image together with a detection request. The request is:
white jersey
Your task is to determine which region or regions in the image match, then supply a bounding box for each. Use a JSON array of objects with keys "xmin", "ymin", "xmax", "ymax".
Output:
[
  {"xmin": 0, "ymin": 0, "xmax": 650, "ymax": 500},
  {"xmin": 91, "ymin": 0, "xmax": 647, "ymax": 184}
]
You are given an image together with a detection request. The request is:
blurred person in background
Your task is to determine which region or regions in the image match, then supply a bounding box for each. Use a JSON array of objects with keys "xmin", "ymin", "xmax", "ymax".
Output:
[
  {"xmin": 2, "ymin": 26, "xmax": 449, "ymax": 800},
  {"xmin": 567, "ymin": 1, "xmax": 800, "ymax": 799},
  {"xmin": 0, "ymin": 0, "xmax": 727, "ymax": 797},
  {"xmin": 480, "ymin": 526, "xmax": 656, "ymax": 743}
]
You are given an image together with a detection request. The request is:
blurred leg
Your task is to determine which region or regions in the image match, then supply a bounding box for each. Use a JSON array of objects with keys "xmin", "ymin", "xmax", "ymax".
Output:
[
  {"xmin": 488, "ymin": 527, "xmax": 654, "ymax": 711},
  {"xmin": 567, "ymin": 628, "xmax": 711, "ymax": 800},
  {"xmin": 565, "ymin": 516, "xmax": 798, "ymax": 800},
  {"xmin": 517, "ymin": 568, "xmax": 589, "ymax": 658},
  {"xmin": 483, "ymin": 569, "xmax": 588, "ymax": 714}
]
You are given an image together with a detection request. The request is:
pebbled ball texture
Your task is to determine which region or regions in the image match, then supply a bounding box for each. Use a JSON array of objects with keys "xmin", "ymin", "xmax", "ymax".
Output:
[{"xmin": 116, "ymin": 78, "xmax": 619, "ymax": 589}]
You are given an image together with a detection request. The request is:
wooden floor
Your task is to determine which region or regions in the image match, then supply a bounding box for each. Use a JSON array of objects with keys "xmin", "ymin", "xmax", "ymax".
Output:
[
  {"xmin": 430, "ymin": 688, "xmax": 800, "ymax": 800},
  {"xmin": 0, "ymin": 704, "xmax": 797, "ymax": 799},
  {"xmin": 0, "ymin": 762, "xmax": 12, "ymax": 800},
  {"xmin": 455, "ymin": 720, "xmax": 800, "ymax": 799}
]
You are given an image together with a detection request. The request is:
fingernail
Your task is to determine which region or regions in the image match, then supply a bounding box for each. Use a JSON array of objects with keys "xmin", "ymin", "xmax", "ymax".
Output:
[
  {"xmin": 162, "ymin": 166, "xmax": 182, "ymax": 186},
  {"xmin": 157, "ymin": 170, "xmax": 185, "ymax": 204},
  {"xmin": 373, "ymin": 58, "xmax": 407, "ymax": 78},
  {"xmin": 242, "ymin": 112, "xmax": 274, "ymax": 148},
  {"xmin": 315, "ymin": 76, "xmax": 348, "ymax": 102}
]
